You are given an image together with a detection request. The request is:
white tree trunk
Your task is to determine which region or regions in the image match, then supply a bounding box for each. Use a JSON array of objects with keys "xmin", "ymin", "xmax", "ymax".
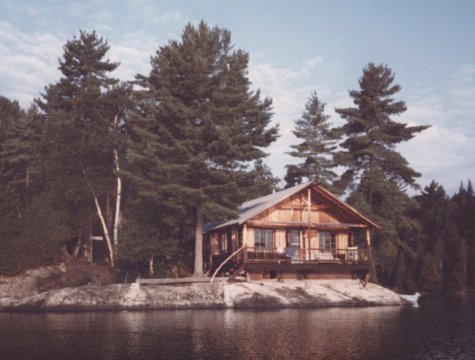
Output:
[
  {"xmin": 82, "ymin": 169, "xmax": 115, "ymax": 267},
  {"xmin": 113, "ymin": 147, "xmax": 122, "ymax": 247},
  {"xmin": 112, "ymin": 114, "xmax": 122, "ymax": 247}
]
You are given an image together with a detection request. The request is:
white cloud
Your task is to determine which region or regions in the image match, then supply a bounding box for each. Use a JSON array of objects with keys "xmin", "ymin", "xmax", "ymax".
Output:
[
  {"xmin": 0, "ymin": 21, "xmax": 64, "ymax": 106},
  {"xmin": 0, "ymin": 21, "xmax": 161, "ymax": 106},
  {"xmin": 397, "ymin": 65, "xmax": 475, "ymax": 193},
  {"xmin": 248, "ymin": 55, "xmax": 332, "ymax": 181}
]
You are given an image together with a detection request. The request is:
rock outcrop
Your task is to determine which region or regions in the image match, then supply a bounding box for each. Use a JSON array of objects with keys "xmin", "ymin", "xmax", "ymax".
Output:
[{"xmin": 0, "ymin": 279, "xmax": 406, "ymax": 312}]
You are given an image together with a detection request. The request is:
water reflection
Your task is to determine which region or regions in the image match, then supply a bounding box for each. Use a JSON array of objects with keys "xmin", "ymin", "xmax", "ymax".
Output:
[{"xmin": 0, "ymin": 298, "xmax": 474, "ymax": 360}]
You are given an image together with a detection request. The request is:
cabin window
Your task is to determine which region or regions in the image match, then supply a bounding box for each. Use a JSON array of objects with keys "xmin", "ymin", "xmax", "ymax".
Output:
[
  {"xmin": 319, "ymin": 232, "xmax": 336, "ymax": 252},
  {"xmin": 254, "ymin": 229, "xmax": 273, "ymax": 248},
  {"xmin": 289, "ymin": 230, "xmax": 300, "ymax": 247}
]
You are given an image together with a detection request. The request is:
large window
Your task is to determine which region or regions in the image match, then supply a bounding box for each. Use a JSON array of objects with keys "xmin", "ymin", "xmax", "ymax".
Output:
[
  {"xmin": 319, "ymin": 232, "xmax": 336, "ymax": 251},
  {"xmin": 254, "ymin": 229, "xmax": 273, "ymax": 248}
]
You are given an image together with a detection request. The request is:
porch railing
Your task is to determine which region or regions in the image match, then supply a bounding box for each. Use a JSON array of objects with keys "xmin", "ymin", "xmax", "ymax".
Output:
[{"xmin": 243, "ymin": 247, "xmax": 369, "ymax": 265}]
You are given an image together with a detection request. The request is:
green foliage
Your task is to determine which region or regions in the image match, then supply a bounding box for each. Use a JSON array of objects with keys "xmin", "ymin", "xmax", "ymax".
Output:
[
  {"xmin": 452, "ymin": 180, "xmax": 475, "ymax": 287},
  {"xmin": 0, "ymin": 194, "xmax": 70, "ymax": 275},
  {"xmin": 413, "ymin": 181, "xmax": 469, "ymax": 292},
  {"xmin": 241, "ymin": 159, "xmax": 280, "ymax": 200},
  {"xmin": 285, "ymin": 92, "xmax": 340, "ymax": 189},
  {"xmin": 335, "ymin": 63, "xmax": 429, "ymax": 291},
  {"xmin": 116, "ymin": 217, "xmax": 182, "ymax": 268},
  {"xmin": 127, "ymin": 21, "xmax": 279, "ymax": 275},
  {"xmin": 36, "ymin": 30, "xmax": 130, "ymax": 266}
]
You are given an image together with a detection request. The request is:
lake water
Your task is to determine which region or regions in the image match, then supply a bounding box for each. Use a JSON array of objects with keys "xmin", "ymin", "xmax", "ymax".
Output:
[{"xmin": 1, "ymin": 295, "xmax": 474, "ymax": 360}]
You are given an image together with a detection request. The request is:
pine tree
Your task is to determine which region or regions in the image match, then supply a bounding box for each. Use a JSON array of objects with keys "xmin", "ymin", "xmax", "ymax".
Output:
[
  {"xmin": 128, "ymin": 21, "xmax": 278, "ymax": 276},
  {"xmin": 243, "ymin": 159, "xmax": 280, "ymax": 199},
  {"xmin": 36, "ymin": 31, "xmax": 128, "ymax": 266},
  {"xmin": 285, "ymin": 92, "xmax": 339, "ymax": 189},
  {"xmin": 335, "ymin": 63, "xmax": 429, "ymax": 290},
  {"xmin": 0, "ymin": 106, "xmax": 42, "ymax": 215},
  {"xmin": 452, "ymin": 180, "xmax": 475, "ymax": 287},
  {"xmin": 0, "ymin": 96, "xmax": 25, "ymax": 244},
  {"xmin": 413, "ymin": 182, "xmax": 449, "ymax": 291}
]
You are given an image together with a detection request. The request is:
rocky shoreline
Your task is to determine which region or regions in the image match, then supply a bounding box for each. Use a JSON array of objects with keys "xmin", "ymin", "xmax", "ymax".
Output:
[{"xmin": 0, "ymin": 277, "xmax": 407, "ymax": 312}]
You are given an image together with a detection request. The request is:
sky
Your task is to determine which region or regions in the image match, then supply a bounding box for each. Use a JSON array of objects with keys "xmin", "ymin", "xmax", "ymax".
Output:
[{"xmin": 1, "ymin": 0, "xmax": 474, "ymax": 194}]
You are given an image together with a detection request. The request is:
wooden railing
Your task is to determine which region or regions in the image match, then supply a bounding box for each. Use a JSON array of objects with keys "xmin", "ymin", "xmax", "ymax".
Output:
[{"xmin": 243, "ymin": 247, "xmax": 370, "ymax": 265}]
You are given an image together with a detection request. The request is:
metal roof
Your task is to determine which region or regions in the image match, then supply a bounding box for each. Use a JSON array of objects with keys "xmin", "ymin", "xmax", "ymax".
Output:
[
  {"xmin": 208, "ymin": 182, "xmax": 311, "ymax": 231},
  {"xmin": 206, "ymin": 181, "xmax": 379, "ymax": 232}
]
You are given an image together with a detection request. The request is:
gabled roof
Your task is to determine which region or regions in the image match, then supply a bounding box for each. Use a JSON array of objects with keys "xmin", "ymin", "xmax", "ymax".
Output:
[{"xmin": 207, "ymin": 182, "xmax": 379, "ymax": 231}]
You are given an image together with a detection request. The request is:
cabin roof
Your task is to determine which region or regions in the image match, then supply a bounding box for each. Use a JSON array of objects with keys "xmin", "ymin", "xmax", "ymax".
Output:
[{"xmin": 207, "ymin": 182, "xmax": 379, "ymax": 231}]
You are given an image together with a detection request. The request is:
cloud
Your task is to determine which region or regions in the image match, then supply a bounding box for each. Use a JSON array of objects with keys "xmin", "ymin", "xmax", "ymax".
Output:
[
  {"xmin": 0, "ymin": 21, "xmax": 64, "ymax": 106},
  {"xmin": 0, "ymin": 21, "xmax": 162, "ymax": 106},
  {"xmin": 248, "ymin": 55, "xmax": 332, "ymax": 181},
  {"xmin": 108, "ymin": 33, "xmax": 160, "ymax": 80},
  {"xmin": 397, "ymin": 65, "xmax": 475, "ymax": 193}
]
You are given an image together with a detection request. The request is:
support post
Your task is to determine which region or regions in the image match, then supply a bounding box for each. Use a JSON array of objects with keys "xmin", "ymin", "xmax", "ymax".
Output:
[
  {"xmin": 242, "ymin": 224, "xmax": 248, "ymax": 247},
  {"xmin": 366, "ymin": 228, "xmax": 372, "ymax": 261},
  {"xmin": 365, "ymin": 228, "xmax": 372, "ymax": 286}
]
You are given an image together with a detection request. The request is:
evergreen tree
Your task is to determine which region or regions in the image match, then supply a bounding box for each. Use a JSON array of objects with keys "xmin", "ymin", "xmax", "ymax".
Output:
[
  {"xmin": 452, "ymin": 180, "xmax": 475, "ymax": 287},
  {"xmin": 0, "ymin": 106, "xmax": 42, "ymax": 215},
  {"xmin": 413, "ymin": 182, "xmax": 449, "ymax": 291},
  {"xmin": 0, "ymin": 96, "xmax": 25, "ymax": 246},
  {"xmin": 36, "ymin": 30, "xmax": 128, "ymax": 266},
  {"xmin": 285, "ymin": 92, "xmax": 339, "ymax": 189},
  {"xmin": 243, "ymin": 159, "xmax": 280, "ymax": 199},
  {"xmin": 128, "ymin": 21, "xmax": 278, "ymax": 276},
  {"xmin": 335, "ymin": 63, "xmax": 429, "ymax": 290}
]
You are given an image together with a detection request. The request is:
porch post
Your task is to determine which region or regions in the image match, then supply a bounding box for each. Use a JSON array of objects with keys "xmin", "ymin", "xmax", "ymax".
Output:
[
  {"xmin": 365, "ymin": 228, "xmax": 372, "ymax": 286},
  {"xmin": 365, "ymin": 228, "xmax": 372, "ymax": 260},
  {"xmin": 243, "ymin": 224, "xmax": 248, "ymax": 247}
]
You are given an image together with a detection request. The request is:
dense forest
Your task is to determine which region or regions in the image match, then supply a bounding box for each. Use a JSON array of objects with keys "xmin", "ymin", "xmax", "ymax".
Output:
[{"xmin": 0, "ymin": 22, "xmax": 473, "ymax": 292}]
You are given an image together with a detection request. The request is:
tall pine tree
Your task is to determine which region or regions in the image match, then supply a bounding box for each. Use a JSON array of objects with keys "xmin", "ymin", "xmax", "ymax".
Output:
[
  {"xmin": 335, "ymin": 63, "xmax": 429, "ymax": 290},
  {"xmin": 128, "ymin": 21, "xmax": 278, "ymax": 276},
  {"xmin": 285, "ymin": 92, "xmax": 339, "ymax": 189},
  {"xmin": 36, "ymin": 31, "xmax": 128, "ymax": 266}
]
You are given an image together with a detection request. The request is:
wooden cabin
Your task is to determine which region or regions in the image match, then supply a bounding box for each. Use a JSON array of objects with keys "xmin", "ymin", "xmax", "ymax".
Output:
[{"xmin": 203, "ymin": 182, "xmax": 379, "ymax": 281}]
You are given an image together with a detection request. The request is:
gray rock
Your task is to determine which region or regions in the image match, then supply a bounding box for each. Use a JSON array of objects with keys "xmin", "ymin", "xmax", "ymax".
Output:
[{"xmin": 0, "ymin": 279, "xmax": 406, "ymax": 312}]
